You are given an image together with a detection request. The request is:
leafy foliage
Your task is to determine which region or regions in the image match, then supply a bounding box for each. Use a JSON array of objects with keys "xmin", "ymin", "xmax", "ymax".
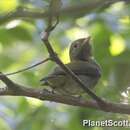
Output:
[{"xmin": 0, "ymin": 0, "xmax": 130, "ymax": 130}]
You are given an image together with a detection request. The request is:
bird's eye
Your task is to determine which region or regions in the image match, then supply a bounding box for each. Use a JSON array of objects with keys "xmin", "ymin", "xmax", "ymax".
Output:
[{"xmin": 74, "ymin": 44, "xmax": 78, "ymax": 48}]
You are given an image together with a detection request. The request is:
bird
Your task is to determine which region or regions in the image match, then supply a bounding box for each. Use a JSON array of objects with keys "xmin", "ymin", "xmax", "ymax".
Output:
[{"xmin": 40, "ymin": 37, "xmax": 101, "ymax": 96}]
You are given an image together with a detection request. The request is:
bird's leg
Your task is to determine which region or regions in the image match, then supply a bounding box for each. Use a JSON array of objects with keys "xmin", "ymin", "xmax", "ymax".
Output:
[
  {"xmin": 75, "ymin": 95, "xmax": 82, "ymax": 99},
  {"xmin": 50, "ymin": 88, "xmax": 56, "ymax": 94}
]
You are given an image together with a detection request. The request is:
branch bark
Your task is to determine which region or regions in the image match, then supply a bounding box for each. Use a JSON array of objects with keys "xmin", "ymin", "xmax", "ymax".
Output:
[
  {"xmin": 41, "ymin": 1, "xmax": 106, "ymax": 107},
  {"xmin": 41, "ymin": 31, "xmax": 105, "ymax": 105},
  {"xmin": 0, "ymin": 74, "xmax": 130, "ymax": 114},
  {"xmin": 0, "ymin": 0, "xmax": 129, "ymax": 25}
]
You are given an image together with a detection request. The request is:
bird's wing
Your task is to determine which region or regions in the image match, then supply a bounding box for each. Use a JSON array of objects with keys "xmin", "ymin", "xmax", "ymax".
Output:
[
  {"xmin": 40, "ymin": 60, "xmax": 101, "ymax": 83},
  {"xmin": 53, "ymin": 60, "xmax": 101, "ymax": 77}
]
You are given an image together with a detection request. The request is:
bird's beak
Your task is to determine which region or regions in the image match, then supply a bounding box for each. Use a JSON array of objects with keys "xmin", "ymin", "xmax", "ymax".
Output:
[
  {"xmin": 81, "ymin": 36, "xmax": 91, "ymax": 48},
  {"xmin": 83, "ymin": 36, "xmax": 91, "ymax": 44}
]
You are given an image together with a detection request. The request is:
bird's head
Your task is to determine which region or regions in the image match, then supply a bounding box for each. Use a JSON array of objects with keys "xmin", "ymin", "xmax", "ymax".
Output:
[{"xmin": 69, "ymin": 36, "xmax": 92, "ymax": 61}]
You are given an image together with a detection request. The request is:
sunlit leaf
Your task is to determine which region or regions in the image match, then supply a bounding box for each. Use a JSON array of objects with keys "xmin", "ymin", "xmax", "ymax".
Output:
[
  {"xmin": 0, "ymin": 0, "xmax": 18, "ymax": 13},
  {"xmin": 65, "ymin": 27, "xmax": 89, "ymax": 41},
  {"xmin": 109, "ymin": 35, "xmax": 126, "ymax": 56}
]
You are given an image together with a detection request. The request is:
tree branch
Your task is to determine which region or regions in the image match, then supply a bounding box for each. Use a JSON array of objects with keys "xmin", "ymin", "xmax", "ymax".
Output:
[
  {"xmin": 0, "ymin": 74, "xmax": 130, "ymax": 114},
  {"xmin": 40, "ymin": 1, "xmax": 106, "ymax": 106},
  {"xmin": 0, "ymin": 0, "xmax": 129, "ymax": 25},
  {"xmin": 0, "ymin": 57, "xmax": 50, "ymax": 76}
]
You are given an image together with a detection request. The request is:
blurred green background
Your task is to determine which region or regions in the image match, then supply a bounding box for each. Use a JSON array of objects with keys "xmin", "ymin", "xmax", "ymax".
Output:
[{"xmin": 0, "ymin": 0, "xmax": 130, "ymax": 130}]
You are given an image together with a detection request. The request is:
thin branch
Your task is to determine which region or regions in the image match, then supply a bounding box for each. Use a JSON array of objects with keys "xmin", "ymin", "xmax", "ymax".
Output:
[
  {"xmin": 0, "ymin": 0, "xmax": 129, "ymax": 25},
  {"xmin": 0, "ymin": 57, "xmax": 50, "ymax": 76},
  {"xmin": 42, "ymin": 33, "xmax": 106, "ymax": 105},
  {"xmin": 40, "ymin": 4, "xmax": 106, "ymax": 106},
  {"xmin": 0, "ymin": 74, "xmax": 130, "ymax": 114}
]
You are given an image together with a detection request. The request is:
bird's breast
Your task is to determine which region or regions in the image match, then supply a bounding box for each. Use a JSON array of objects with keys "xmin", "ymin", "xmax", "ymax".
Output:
[{"xmin": 58, "ymin": 75, "xmax": 98, "ymax": 95}]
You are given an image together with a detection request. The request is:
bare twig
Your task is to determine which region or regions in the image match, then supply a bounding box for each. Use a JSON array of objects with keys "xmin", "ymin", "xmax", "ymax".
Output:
[
  {"xmin": 0, "ymin": 57, "xmax": 50, "ymax": 76},
  {"xmin": 40, "ymin": 1, "xmax": 106, "ymax": 106},
  {"xmin": 42, "ymin": 32, "xmax": 106, "ymax": 105}
]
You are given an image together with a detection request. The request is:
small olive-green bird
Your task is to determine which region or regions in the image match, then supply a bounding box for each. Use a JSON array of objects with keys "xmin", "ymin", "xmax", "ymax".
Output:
[{"xmin": 40, "ymin": 37, "xmax": 101, "ymax": 95}]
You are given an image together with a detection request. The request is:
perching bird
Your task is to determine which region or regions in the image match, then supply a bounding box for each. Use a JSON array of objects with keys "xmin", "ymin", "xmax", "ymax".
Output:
[{"xmin": 40, "ymin": 37, "xmax": 101, "ymax": 95}]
